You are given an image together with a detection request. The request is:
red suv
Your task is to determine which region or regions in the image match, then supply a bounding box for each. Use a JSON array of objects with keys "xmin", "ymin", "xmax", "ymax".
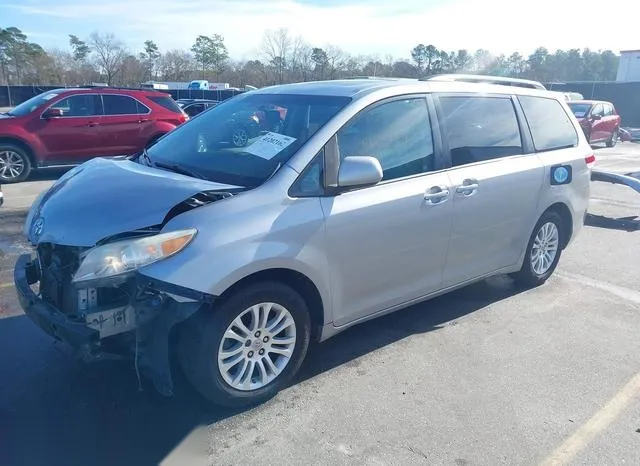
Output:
[
  {"xmin": 0, "ymin": 87, "xmax": 188, "ymax": 182},
  {"xmin": 567, "ymin": 100, "xmax": 621, "ymax": 147}
]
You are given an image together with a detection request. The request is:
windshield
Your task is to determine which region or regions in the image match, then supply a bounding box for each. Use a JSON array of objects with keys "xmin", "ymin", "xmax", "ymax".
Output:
[
  {"xmin": 145, "ymin": 92, "xmax": 350, "ymax": 187},
  {"xmin": 8, "ymin": 90, "xmax": 61, "ymax": 116},
  {"xmin": 568, "ymin": 103, "xmax": 592, "ymax": 118}
]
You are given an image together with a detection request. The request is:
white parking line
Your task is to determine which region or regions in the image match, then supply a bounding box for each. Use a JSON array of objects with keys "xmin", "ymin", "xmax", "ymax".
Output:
[
  {"xmin": 557, "ymin": 271, "xmax": 640, "ymax": 305},
  {"xmin": 539, "ymin": 371, "xmax": 640, "ymax": 466}
]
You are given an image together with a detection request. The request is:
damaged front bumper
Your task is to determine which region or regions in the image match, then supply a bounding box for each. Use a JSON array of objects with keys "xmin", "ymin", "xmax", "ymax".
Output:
[{"xmin": 14, "ymin": 253, "xmax": 215, "ymax": 396}]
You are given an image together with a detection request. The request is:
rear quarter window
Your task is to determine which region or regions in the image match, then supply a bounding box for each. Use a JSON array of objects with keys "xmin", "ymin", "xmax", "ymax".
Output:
[
  {"xmin": 148, "ymin": 95, "xmax": 183, "ymax": 114},
  {"xmin": 518, "ymin": 96, "xmax": 578, "ymax": 152}
]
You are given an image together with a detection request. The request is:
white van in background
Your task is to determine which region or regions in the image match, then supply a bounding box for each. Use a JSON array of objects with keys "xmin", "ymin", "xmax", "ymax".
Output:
[
  {"xmin": 188, "ymin": 80, "xmax": 210, "ymax": 90},
  {"xmin": 140, "ymin": 81, "xmax": 170, "ymax": 90}
]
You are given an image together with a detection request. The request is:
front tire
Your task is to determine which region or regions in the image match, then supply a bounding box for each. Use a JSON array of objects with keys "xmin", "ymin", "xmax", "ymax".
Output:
[
  {"xmin": 179, "ymin": 282, "xmax": 311, "ymax": 407},
  {"xmin": 511, "ymin": 211, "xmax": 564, "ymax": 288},
  {"xmin": 0, "ymin": 144, "xmax": 32, "ymax": 183},
  {"xmin": 606, "ymin": 128, "xmax": 618, "ymax": 147}
]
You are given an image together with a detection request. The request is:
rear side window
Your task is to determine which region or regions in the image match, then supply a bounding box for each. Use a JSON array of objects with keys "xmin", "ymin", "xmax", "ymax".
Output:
[
  {"xmin": 438, "ymin": 96, "xmax": 523, "ymax": 167},
  {"xmin": 102, "ymin": 95, "xmax": 149, "ymax": 115},
  {"xmin": 148, "ymin": 95, "xmax": 183, "ymax": 114},
  {"xmin": 518, "ymin": 96, "xmax": 578, "ymax": 152},
  {"xmin": 567, "ymin": 103, "xmax": 591, "ymax": 118},
  {"xmin": 184, "ymin": 103, "xmax": 205, "ymax": 117}
]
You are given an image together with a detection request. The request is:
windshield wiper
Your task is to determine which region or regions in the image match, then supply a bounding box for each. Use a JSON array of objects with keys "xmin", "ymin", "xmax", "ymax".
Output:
[
  {"xmin": 139, "ymin": 148, "xmax": 154, "ymax": 166},
  {"xmin": 154, "ymin": 161, "xmax": 207, "ymax": 180}
]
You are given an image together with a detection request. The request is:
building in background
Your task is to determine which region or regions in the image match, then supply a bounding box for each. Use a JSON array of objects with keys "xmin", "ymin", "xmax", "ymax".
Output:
[{"xmin": 616, "ymin": 50, "xmax": 640, "ymax": 82}]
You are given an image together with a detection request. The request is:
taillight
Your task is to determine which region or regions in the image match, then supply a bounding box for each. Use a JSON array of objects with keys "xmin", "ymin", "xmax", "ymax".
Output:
[
  {"xmin": 178, "ymin": 113, "xmax": 188, "ymax": 123},
  {"xmin": 585, "ymin": 153, "xmax": 596, "ymax": 167}
]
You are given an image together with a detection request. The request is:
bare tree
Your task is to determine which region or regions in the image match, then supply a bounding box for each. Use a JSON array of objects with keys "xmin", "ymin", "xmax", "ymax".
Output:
[
  {"xmin": 88, "ymin": 32, "xmax": 126, "ymax": 85},
  {"xmin": 324, "ymin": 45, "xmax": 346, "ymax": 79},
  {"xmin": 295, "ymin": 43, "xmax": 314, "ymax": 82},
  {"xmin": 42, "ymin": 49, "xmax": 72, "ymax": 84},
  {"xmin": 159, "ymin": 49, "xmax": 194, "ymax": 81},
  {"xmin": 288, "ymin": 36, "xmax": 312, "ymax": 82},
  {"xmin": 261, "ymin": 28, "xmax": 292, "ymax": 84}
]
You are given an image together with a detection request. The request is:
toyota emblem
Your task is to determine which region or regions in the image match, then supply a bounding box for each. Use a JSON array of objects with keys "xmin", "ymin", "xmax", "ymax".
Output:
[{"xmin": 32, "ymin": 217, "xmax": 45, "ymax": 239}]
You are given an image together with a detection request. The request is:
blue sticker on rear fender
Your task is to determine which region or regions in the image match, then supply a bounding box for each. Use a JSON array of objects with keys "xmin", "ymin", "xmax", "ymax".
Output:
[{"xmin": 551, "ymin": 165, "xmax": 572, "ymax": 185}]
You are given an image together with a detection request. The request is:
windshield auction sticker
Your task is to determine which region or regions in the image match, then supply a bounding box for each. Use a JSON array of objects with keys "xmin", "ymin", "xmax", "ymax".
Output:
[{"xmin": 245, "ymin": 132, "xmax": 297, "ymax": 160}]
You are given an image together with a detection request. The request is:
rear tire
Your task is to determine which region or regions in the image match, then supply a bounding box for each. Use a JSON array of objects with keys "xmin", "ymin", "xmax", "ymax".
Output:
[
  {"xmin": 231, "ymin": 128, "xmax": 249, "ymax": 147},
  {"xmin": 511, "ymin": 211, "xmax": 564, "ymax": 288},
  {"xmin": 179, "ymin": 282, "xmax": 311, "ymax": 407},
  {"xmin": 0, "ymin": 144, "xmax": 32, "ymax": 183}
]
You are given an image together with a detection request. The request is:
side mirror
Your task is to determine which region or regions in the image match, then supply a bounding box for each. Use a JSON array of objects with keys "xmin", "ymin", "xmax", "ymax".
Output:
[
  {"xmin": 337, "ymin": 156, "xmax": 383, "ymax": 189},
  {"xmin": 42, "ymin": 108, "xmax": 63, "ymax": 119}
]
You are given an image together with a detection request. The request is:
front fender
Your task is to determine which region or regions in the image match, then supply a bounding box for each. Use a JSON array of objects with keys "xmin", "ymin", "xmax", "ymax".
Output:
[
  {"xmin": 0, "ymin": 131, "xmax": 42, "ymax": 160},
  {"xmin": 140, "ymin": 238, "xmax": 333, "ymax": 325},
  {"xmin": 139, "ymin": 189, "xmax": 334, "ymax": 325}
]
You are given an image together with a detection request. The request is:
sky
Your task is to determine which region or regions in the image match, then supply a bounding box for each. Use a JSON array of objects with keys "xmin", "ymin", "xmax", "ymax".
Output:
[{"xmin": 3, "ymin": 0, "xmax": 640, "ymax": 60}]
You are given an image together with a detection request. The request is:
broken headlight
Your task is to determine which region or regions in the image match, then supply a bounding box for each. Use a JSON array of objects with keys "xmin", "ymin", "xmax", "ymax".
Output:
[{"xmin": 72, "ymin": 229, "xmax": 197, "ymax": 284}]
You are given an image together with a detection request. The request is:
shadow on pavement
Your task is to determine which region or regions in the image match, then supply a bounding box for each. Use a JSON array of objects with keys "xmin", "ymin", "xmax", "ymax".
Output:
[
  {"xmin": 27, "ymin": 167, "xmax": 72, "ymax": 182},
  {"xmin": 0, "ymin": 275, "xmax": 525, "ymax": 466}
]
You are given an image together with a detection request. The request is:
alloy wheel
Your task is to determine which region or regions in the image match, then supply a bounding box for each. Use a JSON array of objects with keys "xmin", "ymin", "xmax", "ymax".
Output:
[
  {"xmin": 530, "ymin": 222, "xmax": 559, "ymax": 275},
  {"xmin": 217, "ymin": 302, "xmax": 297, "ymax": 391},
  {"xmin": 0, "ymin": 150, "xmax": 25, "ymax": 181}
]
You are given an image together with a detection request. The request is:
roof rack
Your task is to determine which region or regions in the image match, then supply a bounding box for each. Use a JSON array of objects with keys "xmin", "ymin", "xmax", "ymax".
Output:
[
  {"xmin": 421, "ymin": 74, "xmax": 547, "ymax": 90},
  {"xmin": 344, "ymin": 76, "xmax": 416, "ymax": 81},
  {"xmin": 78, "ymin": 85, "xmax": 166, "ymax": 92}
]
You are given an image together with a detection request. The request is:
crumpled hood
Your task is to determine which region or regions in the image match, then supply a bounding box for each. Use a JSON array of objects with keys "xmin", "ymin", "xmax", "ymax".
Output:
[{"xmin": 25, "ymin": 157, "xmax": 240, "ymax": 247}]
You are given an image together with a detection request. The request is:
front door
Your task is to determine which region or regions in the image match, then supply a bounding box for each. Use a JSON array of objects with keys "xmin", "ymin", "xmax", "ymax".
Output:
[
  {"xmin": 36, "ymin": 94, "xmax": 104, "ymax": 164},
  {"xmin": 321, "ymin": 96, "xmax": 453, "ymax": 326},
  {"xmin": 434, "ymin": 94, "xmax": 545, "ymax": 287},
  {"xmin": 588, "ymin": 103, "xmax": 606, "ymax": 142},
  {"xmin": 601, "ymin": 103, "xmax": 618, "ymax": 139}
]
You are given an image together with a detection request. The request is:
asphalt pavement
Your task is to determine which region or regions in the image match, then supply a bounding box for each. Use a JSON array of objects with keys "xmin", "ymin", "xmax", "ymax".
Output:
[{"xmin": 1, "ymin": 147, "xmax": 639, "ymax": 466}]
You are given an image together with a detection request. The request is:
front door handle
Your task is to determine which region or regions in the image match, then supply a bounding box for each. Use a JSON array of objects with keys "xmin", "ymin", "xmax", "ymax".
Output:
[
  {"xmin": 424, "ymin": 186, "xmax": 450, "ymax": 204},
  {"xmin": 137, "ymin": 118, "xmax": 149, "ymax": 124},
  {"xmin": 87, "ymin": 121, "xmax": 99, "ymax": 127},
  {"xmin": 456, "ymin": 179, "xmax": 479, "ymax": 196}
]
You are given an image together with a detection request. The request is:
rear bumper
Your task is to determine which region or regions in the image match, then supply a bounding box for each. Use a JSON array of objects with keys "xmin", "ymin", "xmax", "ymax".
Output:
[{"xmin": 14, "ymin": 254, "xmax": 98, "ymax": 348}]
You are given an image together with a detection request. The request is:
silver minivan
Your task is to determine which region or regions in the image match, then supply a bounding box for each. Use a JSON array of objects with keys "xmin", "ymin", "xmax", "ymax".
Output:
[{"xmin": 15, "ymin": 78, "xmax": 593, "ymax": 406}]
